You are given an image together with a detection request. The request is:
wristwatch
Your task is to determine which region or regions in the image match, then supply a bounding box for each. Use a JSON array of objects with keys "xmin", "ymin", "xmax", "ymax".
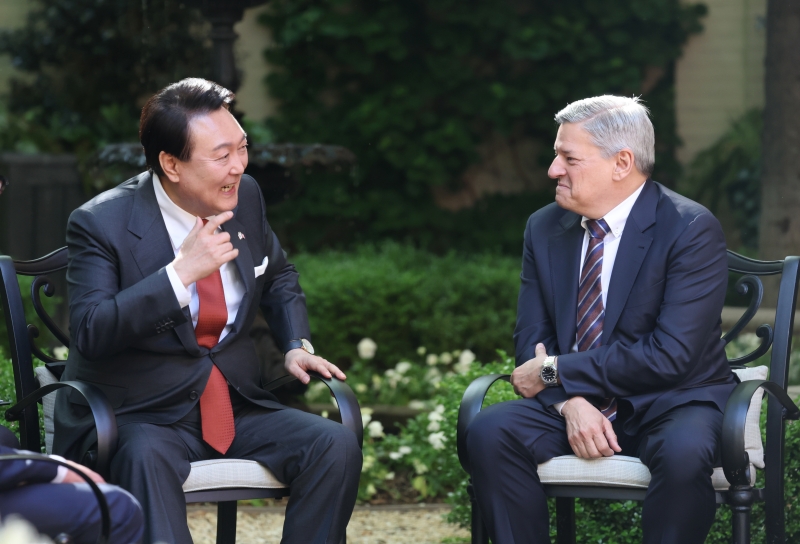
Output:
[
  {"xmin": 285, "ymin": 338, "xmax": 315, "ymax": 355},
  {"xmin": 540, "ymin": 356, "xmax": 558, "ymax": 387}
]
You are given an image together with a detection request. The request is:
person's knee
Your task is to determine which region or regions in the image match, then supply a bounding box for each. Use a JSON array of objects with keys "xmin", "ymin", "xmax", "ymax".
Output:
[
  {"xmin": 315, "ymin": 421, "xmax": 362, "ymax": 475},
  {"xmin": 464, "ymin": 406, "xmax": 517, "ymax": 467},
  {"xmin": 645, "ymin": 432, "xmax": 716, "ymax": 483}
]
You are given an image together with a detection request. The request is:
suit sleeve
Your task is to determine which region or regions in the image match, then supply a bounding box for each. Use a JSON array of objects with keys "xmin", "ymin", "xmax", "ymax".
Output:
[
  {"xmin": 67, "ymin": 207, "xmax": 187, "ymax": 361},
  {"xmin": 255, "ymin": 189, "xmax": 311, "ymax": 353},
  {"xmin": 513, "ymin": 216, "xmax": 569, "ymax": 409},
  {"xmin": 557, "ymin": 212, "xmax": 728, "ymax": 398},
  {"xmin": 0, "ymin": 445, "xmax": 59, "ymax": 490}
]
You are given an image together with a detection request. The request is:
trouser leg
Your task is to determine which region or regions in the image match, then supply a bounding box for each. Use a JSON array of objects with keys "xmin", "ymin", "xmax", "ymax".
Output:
[
  {"xmin": 226, "ymin": 401, "xmax": 362, "ymax": 544},
  {"xmin": 0, "ymin": 482, "xmax": 144, "ymax": 544},
  {"xmin": 110, "ymin": 421, "xmax": 206, "ymax": 544},
  {"xmin": 638, "ymin": 403, "xmax": 724, "ymax": 544},
  {"xmin": 463, "ymin": 398, "xmax": 572, "ymax": 544}
]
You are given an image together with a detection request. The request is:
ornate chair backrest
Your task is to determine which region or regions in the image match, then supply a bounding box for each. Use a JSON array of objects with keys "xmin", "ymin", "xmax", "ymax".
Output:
[
  {"xmin": 0, "ymin": 247, "xmax": 69, "ymax": 452},
  {"xmin": 723, "ymin": 251, "xmax": 800, "ymax": 539}
]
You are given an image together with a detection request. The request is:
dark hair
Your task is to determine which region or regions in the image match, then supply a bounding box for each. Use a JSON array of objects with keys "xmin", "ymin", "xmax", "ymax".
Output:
[{"xmin": 139, "ymin": 78, "xmax": 234, "ymax": 177}]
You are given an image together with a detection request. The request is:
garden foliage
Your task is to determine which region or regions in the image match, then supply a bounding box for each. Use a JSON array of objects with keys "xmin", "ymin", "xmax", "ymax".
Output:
[
  {"xmin": 259, "ymin": 0, "xmax": 706, "ymax": 252},
  {"xmin": 292, "ymin": 243, "xmax": 520, "ymax": 369},
  {"xmin": 0, "ymin": 0, "xmax": 210, "ymax": 156}
]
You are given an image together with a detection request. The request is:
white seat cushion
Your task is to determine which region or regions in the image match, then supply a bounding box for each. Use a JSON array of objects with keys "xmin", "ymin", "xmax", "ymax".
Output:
[
  {"xmin": 539, "ymin": 454, "xmax": 756, "ymax": 490},
  {"xmin": 732, "ymin": 365, "xmax": 768, "ymax": 469},
  {"xmin": 33, "ymin": 366, "xmax": 59, "ymax": 454},
  {"xmin": 182, "ymin": 459, "xmax": 287, "ymax": 492}
]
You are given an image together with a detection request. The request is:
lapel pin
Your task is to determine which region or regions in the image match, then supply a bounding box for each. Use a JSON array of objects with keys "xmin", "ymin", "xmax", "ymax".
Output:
[{"xmin": 238, "ymin": 232, "xmax": 245, "ymax": 240}]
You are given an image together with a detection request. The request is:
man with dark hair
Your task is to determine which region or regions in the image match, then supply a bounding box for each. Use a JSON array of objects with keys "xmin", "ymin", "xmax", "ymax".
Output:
[
  {"xmin": 53, "ymin": 78, "xmax": 361, "ymax": 544},
  {"xmin": 464, "ymin": 96, "xmax": 737, "ymax": 543}
]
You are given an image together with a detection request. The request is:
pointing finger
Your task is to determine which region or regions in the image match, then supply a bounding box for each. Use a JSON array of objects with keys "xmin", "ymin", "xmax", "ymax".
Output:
[{"xmin": 206, "ymin": 210, "xmax": 234, "ymax": 231}]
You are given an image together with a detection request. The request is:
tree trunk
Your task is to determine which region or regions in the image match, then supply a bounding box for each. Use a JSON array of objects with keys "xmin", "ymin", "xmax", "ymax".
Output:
[{"xmin": 758, "ymin": 0, "xmax": 800, "ymax": 265}]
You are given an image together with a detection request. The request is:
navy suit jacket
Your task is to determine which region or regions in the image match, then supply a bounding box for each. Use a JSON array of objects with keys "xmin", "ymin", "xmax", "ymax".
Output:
[
  {"xmin": 53, "ymin": 172, "xmax": 311, "ymax": 459},
  {"xmin": 0, "ymin": 444, "xmax": 58, "ymax": 490},
  {"xmin": 514, "ymin": 180, "xmax": 737, "ymax": 435}
]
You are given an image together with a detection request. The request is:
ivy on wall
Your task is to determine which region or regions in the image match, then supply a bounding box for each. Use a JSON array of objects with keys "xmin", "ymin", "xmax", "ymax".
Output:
[
  {"xmin": 259, "ymin": 0, "xmax": 706, "ymax": 252},
  {"xmin": 0, "ymin": 0, "xmax": 211, "ymax": 155}
]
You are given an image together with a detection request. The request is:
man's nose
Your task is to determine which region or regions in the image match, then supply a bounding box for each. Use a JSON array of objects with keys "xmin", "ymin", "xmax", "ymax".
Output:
[
  {"xmin": 230, "ymin": 152, "xmax": 246, "ymax": 175},
  {"xmin": 548, "ymin": 157, "xmax": 565, "ymax": 179}
]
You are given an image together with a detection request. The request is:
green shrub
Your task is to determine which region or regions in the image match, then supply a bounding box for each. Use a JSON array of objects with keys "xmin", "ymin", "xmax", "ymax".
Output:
[{"xmin": 293, "ymin": 244, "xmax": 520, "ymax": 369}]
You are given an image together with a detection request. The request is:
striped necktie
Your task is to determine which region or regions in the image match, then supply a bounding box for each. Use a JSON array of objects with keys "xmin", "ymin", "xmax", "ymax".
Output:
[
  {"xmin": 195, "ymin": 219, "xmax": 236, "ymax": 454},
  {"xmin": 577, "ymin": 218, "xmax": 616, "ymax": 421}
]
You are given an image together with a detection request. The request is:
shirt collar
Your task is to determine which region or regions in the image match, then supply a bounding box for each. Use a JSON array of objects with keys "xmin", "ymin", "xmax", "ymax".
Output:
[
  {"xmin": 152, "ymin": 173, "xmax": 200, "ymax": 251},
  {"xmin": 581, "ymin": 181, "xmax": 646, "ymax": 240}
]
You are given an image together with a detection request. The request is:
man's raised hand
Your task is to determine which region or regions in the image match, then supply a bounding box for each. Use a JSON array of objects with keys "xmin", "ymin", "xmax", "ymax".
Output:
[
  {"xmin": 561, "ymin": 396, "xmax": 621, "ymax": 458},
  {"xmin": 173, "ymin": 212, "xmax": 239, "ymax": 287}
]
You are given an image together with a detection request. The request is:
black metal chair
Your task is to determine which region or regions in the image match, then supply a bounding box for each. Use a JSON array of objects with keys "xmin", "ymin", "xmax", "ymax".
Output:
[
  {"xmin": 0, "ymin": 247, "xmax": 363, "ymax": 544},
  {"xmin": 456, "ymin": 251, "xmax": 800, "ymax": 544}
]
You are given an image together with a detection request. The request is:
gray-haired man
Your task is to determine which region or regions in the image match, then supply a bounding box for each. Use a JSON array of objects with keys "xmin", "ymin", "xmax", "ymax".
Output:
[{"xmin": 464, "ymin": 95, "xmax": 737, "ymax": 543}]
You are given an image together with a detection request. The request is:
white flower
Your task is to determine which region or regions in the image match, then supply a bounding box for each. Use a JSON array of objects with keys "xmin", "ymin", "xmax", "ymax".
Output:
[
  {"xmin": 384, "ymin": 369, "xmax": 400, "ymax": 389},
  {"xmin": 389, "ymin": 451, "xmax": 403, "ymax": 460},
  {"xmin": 435, "ymin": 404, "xmax": 445, "ymax": 414},
  {"xmin": 371, "ymin": 375, "xmax": 382, "ymax": 390},
  {"xmin": 357, "ymin": 337, "xmax": 377, "ymax": 359},
  {"xmin": 428, "ymin": 431, "xmax": 447, "ymax": 450},
  {"xmin": 355, "ymin": 383, "xmax": 368, "ymax": 394},
  {"xmin": 408, "ymin": 400, "xmax": 427, "ymax": 410},
  {"xmin": 362, "ymin": 455, "xmax": 376, "ymax": 471},
  {"xmin": 428, "ymin": 410, "xmax": 444, "ymax": 422},
  {"xmin": 412, "ymin": 458, "xmax": 428, "ymax": 474},
  {"xmin": 417, "ymin": 346, "xmax": 427, "ymax": 355},
  {"xmin": 439, "ymin": 352, "xmax": 453, "ymax": 364},
  {"xmin": 395, "ymin": 361, "xmax": 412, "ymax": 374},
  {"xmin": 367, "ymin": 420, "xmax": 385, "ymax": 438},
  {"xmin": 389, "ymin": 445, "xmax": 412, "ymax": 460},
  {"xmin": 399, "ymin": 445, "xmax": 412, "ymax": 455},
  {"xmin": 384, "ymin": 472, "xmax": 395, "ymax": 480},
  {"xmin": 425, "ymin": 367, "xmax": 442, "ymax": 385},
  {"xmin": 459, "ymin": 349, "xmax": 476, "ymax": 365},
  {"xmin": 321, "ymin": 410, "xmax": 329, "ymax": 419},
  {"xmin": 426, "ymin": 354, "xmax": 438, "ymax": 366},
  {"xmin": 0, "ymin": 516, "xmax": 51, "ymax": 544},
  {"xmin": 366, "ymin": 483, "xmax": 377, "ymax": 496},
  {"xmin": 427, "ymin": 421, "xmax": 441, "ymax": 432},
  {"xmin": 361, "ymin": 408, "xmax": 374, "ymax": 428},
  {"xmin": 52, "ymin": 346, "xmax": 69, "ymax": 360}
]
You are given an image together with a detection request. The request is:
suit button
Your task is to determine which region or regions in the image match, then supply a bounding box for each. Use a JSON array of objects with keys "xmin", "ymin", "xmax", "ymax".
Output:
[{"xmin": 189, "ymin": 391, "xmax": 198, "ymax": 400}]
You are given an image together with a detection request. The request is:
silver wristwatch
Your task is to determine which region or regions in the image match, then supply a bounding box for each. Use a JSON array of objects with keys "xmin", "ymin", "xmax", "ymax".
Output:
[{"xmin": 540, "ymin": 356, "xmax": 558, "ymax": 387}]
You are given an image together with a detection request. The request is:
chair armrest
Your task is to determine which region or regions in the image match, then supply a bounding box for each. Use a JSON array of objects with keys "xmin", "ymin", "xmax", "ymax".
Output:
[
  {"xmin": 456, "ymin": 374, "xmax": 511, "ymax": 474},
  {"xmin": 0, "ymin": 453, "xmax": 111, "ymax": 544},
  {"xmin": 4, "ymin": 381, "xmax": 118, "ymax": 477},
  {"xmin": 263, "ymin": 371, "xmax": 364, "ymax": 448},
  {"xmin": 721, "ymin": 379, "xmax": 800, "ymax": 486}
]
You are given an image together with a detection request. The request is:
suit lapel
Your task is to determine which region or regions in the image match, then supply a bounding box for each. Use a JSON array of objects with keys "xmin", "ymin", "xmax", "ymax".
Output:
[
  {"xmin": 218, "ymin": 210, "xmax": 254, "ymax": 345},
  {"xmin": 127, "ymin": 173, "xmax": 201, "ymax": 355},
  {"xmin": 603, "ymin": 180, "xmax": 657, "ymax": 342},
  {"xmin": 548, "ymin": 211, "xmax": 584, "ymax": 355}
]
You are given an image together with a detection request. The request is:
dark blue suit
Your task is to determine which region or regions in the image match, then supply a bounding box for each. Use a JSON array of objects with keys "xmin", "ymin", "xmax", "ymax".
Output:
[
  {"xmin": 465, "ymin": 180, "xmax": 737, "ymax": 543},
  {"xmin": 0, "ymin": 429, "xmax": 143, "ymax": 543}
]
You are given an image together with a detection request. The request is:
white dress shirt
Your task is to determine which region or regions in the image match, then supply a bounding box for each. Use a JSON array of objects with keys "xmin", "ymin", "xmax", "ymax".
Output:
[
  {"xmin": 153, "ymin": 174, "xmax": 245, "ymax": 342},
  {"xmin": 555, "ymin": 181, "xmax": 646, "ymax": 414}
]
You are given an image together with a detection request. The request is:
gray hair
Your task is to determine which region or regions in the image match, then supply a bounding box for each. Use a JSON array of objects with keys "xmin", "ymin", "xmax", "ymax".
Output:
[{"xmin": 554, "ymin": 95, "xmax": 655, "ymax": 176}]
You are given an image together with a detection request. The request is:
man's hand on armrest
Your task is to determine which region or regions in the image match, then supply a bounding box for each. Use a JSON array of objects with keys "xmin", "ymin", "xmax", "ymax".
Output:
[
  {"xmin": 511, "ymin": 343, "xmax": 549, "ymax": 398},
  {"xmin": 561, "ymin": 397, "xmax": 621, "ymax": 459},
  {"xmin": 284, "ymin": 350, "xmax": 346, "ymax": 385}
]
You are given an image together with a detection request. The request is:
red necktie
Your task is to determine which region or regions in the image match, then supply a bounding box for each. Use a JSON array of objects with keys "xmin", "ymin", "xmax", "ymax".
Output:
[
  {"xmin": 577, "ymin": 218, "xmax": 617, "ymax": 421},
  {"xmin": 195, "ymin": 220, "xmax": 235, "ymax": 454}
]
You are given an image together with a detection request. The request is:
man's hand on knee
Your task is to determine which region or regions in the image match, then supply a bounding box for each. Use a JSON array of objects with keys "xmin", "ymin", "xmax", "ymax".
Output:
[{"xmin": 562, "ymin": 397, "xmax": 621, "ymax": 459}]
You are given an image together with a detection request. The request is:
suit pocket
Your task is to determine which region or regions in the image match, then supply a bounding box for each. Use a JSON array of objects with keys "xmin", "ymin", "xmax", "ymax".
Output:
[
  {"xmin": 67, "ymin": 379, "xmax": 127, "ymax": 409},
  {"xmin": 254, "ymin": 256, "xmax": 269, "ymax": 278}
]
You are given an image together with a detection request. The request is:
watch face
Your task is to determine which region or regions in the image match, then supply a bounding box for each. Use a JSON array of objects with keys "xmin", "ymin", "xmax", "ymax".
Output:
[
  {"xmin": 301, "ymin": 338, "xmax": 315, "ymax": 355},
  {"xmin": 541, "ymin": 365, "xmax": 557, "ymax": 384}
]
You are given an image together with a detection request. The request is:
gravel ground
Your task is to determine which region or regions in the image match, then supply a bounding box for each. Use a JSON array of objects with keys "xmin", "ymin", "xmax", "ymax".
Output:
[{"xmin": 187, "ymin": 504, "xmax": 470, "ymax": 544}]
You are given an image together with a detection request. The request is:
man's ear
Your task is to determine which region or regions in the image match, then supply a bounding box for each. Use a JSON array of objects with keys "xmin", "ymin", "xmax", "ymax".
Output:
[
  {"xmin": 159, "ymin": 151, "xmax": 182, "ymax": 183},
  {"xmin": 612, "ymin": 149, "xmax": 636, "ymax": 181}
]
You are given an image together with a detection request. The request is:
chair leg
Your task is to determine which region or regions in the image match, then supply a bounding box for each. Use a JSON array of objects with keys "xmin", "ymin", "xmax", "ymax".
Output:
[
  {"xmin": 730, "ymin": 486, "xmax": 754, "ymax": 544},
  {"xmin": 216, "ymin": 501, "xmax": 237, "ymax": 544},
  {"xmin": 467, "ymin": 480, "xmax": 490, "ymax": 544},
  {"xmin": 555, "ymin": 497, "xmax": 576, "ymax": 544}
]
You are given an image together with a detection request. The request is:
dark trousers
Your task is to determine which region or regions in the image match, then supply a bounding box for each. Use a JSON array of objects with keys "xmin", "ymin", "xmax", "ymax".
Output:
[
  {"xmin": 464, "ymin": 399, "xmax": 723, "ymax": 544},
  {"xmin": 108, "ymin": 391, "xmax": 362, "ymax": 544},
  {"xmin": 0, "ymin": 425, "xmax": 144, "ymax": 543}
]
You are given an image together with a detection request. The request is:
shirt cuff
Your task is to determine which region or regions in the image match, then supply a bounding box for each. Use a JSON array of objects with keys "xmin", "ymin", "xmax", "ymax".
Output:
[
  {"xmin": 165, "ymin": 263, "xmax": 191, "ymax": 308},
  {"xmin": 554, "ymin": 401, "xmax": 567, "ymax": 416},
  {"xmin": 49, "ymin": 454, "xmax": 68, "ymax": 484}
]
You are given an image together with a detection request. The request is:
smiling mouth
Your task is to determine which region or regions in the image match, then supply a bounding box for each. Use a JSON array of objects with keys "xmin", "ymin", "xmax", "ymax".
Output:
[{"xmin": 221, "ymin": 183, "xmax": 236, "ymax": 193}]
